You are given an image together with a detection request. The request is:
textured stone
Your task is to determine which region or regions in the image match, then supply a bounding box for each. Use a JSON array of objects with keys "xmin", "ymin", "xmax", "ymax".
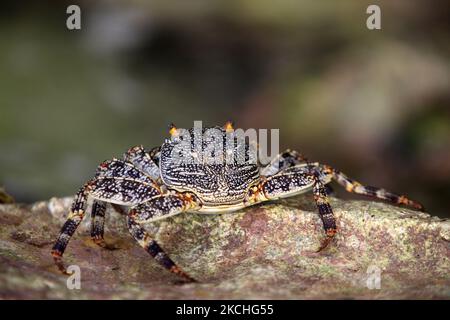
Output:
[{"xmin": 0, "ymin": 195, "xmax": 448, "ymax": 299}]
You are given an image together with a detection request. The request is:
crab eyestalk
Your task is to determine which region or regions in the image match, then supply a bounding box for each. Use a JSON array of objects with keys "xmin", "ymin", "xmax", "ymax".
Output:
[
  {"xmin": 168, "ymin": 123, "xmax": 179, "ymax": 137},
  {"xmin": 223, "ymin": 120, "xmax": 234, "ymax": 132}
]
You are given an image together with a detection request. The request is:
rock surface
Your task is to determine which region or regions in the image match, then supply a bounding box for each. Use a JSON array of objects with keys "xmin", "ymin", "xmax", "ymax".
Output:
[{"xmin": 0, "ymin": 195, "xmax": 449, "ymax": 299}]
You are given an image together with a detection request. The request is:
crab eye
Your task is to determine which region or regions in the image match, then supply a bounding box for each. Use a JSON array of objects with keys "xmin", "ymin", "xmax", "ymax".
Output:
[
  {"xmin": 168, "ymin": 123, "xmax": 178, "ymax": 137},
  {"xmin": 223, "ymin": 120, "xmax": 234, "ymax": 132}
]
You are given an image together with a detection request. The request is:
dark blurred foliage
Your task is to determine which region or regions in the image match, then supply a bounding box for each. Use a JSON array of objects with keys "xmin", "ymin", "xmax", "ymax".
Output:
[{"xmin": 0, "ymin": 0, "xmax": 448, "ymax": 216}]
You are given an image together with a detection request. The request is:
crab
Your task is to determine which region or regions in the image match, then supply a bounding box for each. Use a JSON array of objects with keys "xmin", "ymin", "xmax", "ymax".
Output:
[{"xmin": 52, "ymin": 121, "xmax": 424, "ymax": 282}]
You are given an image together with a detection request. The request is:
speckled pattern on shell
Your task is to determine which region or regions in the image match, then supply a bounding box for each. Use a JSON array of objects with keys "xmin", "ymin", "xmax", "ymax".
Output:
[{"xmin": 160, "ymin": 126, "xmax": 260, "ymax": 205}]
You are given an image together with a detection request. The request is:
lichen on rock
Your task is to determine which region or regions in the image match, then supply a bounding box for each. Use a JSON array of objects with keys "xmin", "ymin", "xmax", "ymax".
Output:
[{"xmin": 0, "ymin": 195, "xmax": 449, "ymax": 299}]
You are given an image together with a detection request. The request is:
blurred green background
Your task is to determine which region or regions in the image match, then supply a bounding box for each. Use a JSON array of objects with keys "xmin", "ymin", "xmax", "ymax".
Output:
[{"xmin": 0, "ymin": 1, "xmax": 449, "ymax": 217}]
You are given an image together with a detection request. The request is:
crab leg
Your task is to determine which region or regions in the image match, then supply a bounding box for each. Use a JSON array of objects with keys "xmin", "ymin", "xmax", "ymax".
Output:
[
  {"xmin": 52, "ymin": 175, "xmax": 161, "ymax": 273},
  {"xmin": 127, "ymin": 193, "xmax": 200, "ymax": 282},
  {"xmin": 90, "ymin": 201, "xmax": 132, "ymax": 249},
  {"xmin": 321, "ymin": 165, "xmax": 424, "ymax": 211},
  {"xmin": 147, "ymin": 145, "xmax": 162, "ymax": 165},
  {"xmin": 255, "ymin": 167, "xmax": 337, "ymax": 251},
  {"xmin": 90, "ymin": 200, "xmax": 107, "ymax": 247},
  {"xmin": 52, "ymin": 184, "xmax": 90, "ymax": 274},
  {"xmin": 311, "ymin": 172, "xmax": 337, "ymax": 251},
  {"xmin": 260, "ymin": 149, "xmax": 307, "ymax": 176},
  {"xmin": 123, "ymin": 146, "xmax": 160, "ymax": 180}
]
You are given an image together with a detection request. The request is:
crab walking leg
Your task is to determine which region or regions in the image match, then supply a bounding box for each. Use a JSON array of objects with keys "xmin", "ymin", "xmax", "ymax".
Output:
[
  {"xmin": 260, "ymin": 149, "xmax": 307, "ymax": 176},
  {"xmin": 123, "ymin": 145, "xmax": 160, "ymax": 180},
  {"xmin": 51, "ymin": 185, "xmax": 90, "ymax": 274},
  {"xmin": 257, "ymin": 171, "xmax": 315, "ymax": 201},
  {"xmin": 322, "ymin": 165, "xmax": 424, "ymax": 211},
  {"xmin": 91, "ymin": 202, "xmax": 132, "ymax": 250},
  {"xmin": 311, "ymin": 173, "xmax": 337, "ymax": 251},
  {"xmin": 148, "ymin": 145, "xmax": 162, "ymax": 165},
  {"xmin": 90, "ymin": 200, "xmax": 107, "ymax": 247},
  {"xmin": 127, "ymin": 194, "xmax": 200, "ymax": 282},
  {"xmin": 253, "ymin": 168, "xmax": 337, "ymax": 251},
  {"xmin": 52, "ymin": 176, "xmax": 161, "ymax": 274}
]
